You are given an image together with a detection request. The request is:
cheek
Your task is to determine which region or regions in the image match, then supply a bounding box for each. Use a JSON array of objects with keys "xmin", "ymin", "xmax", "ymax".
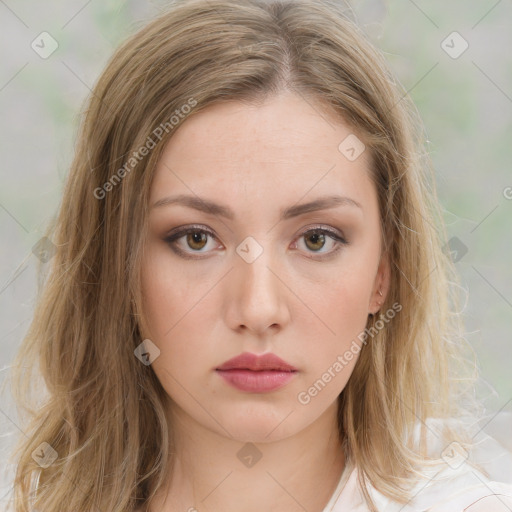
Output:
[
  {"xmin": 139, "ymin": 248, "xmax": 216, "ymax": 379},
  {"xmin": 140, "ymin": 245, "xmax": 198, "ymax": 333},
  {"xmin": 296, "ymin": 251, "xmax": 376, "ymax": 329},
  {"xmin": 293, "ymin": 253, "xmax": 377, "ymax": 380},
  {"xmin": 302, "ymin": 285, "xmax": 369, "ymax": 364}
]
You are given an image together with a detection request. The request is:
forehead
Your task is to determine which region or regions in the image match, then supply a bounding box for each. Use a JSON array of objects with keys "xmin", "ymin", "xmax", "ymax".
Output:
[
  {"xmin": 151, "ymin": 91, "xmax": 375, "ymax": 214},
  {"xmin": 162, "ymin": 92, "xmax": 368, "ymax": 161}
]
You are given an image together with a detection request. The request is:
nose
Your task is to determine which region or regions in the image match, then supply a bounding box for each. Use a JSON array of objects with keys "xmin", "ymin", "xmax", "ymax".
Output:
[{"xmin": 223, "ymin": 241, "xmax": 291, "ymax": 336}]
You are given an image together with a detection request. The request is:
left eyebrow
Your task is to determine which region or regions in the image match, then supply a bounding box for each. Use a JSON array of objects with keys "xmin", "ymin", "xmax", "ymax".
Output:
[{"xmin": 150, "ymin": 193, "xmax": 363, "ymax": 221}]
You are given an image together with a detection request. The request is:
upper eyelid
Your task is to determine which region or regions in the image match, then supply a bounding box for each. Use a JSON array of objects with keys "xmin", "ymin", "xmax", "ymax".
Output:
[
  {"xmin": 165, "ymin": 224, "xmax": 345, "ymax": 241},
  {"xmin": 165, "ymin": 224, "xmax": 347, "ymax": 252}
]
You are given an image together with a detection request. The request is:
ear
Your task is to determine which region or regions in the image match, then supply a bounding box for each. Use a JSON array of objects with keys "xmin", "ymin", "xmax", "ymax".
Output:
[{"xmin": 368, "ymin": 250, "xmax": 391, "ymax": 315}]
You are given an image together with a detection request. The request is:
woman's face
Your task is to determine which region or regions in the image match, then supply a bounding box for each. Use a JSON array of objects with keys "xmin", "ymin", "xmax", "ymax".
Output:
[{"xmin": 140, "ymin": 91, "xmax": 389, "ymax": 442}]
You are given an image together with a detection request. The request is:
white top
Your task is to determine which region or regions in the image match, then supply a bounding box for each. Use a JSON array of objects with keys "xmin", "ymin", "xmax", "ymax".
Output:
[{"xmin": 323, "ymin": 414, "xmax": 512, "ymax": 512}]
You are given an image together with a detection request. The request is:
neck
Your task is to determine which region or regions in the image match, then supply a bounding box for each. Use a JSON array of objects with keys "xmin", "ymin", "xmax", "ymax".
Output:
[{"xmin": 149, "ymin": 400, "xmax": 346, "ymax": 512}]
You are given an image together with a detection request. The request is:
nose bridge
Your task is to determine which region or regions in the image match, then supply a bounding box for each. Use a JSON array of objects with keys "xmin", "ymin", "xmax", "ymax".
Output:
[
  {"xmin": 227, "ymin": 234, "xmax": 289, "ymax": 333},
  {"xmin": 236, "ymin": 234, "xmax": 279, "ymax": 300}
]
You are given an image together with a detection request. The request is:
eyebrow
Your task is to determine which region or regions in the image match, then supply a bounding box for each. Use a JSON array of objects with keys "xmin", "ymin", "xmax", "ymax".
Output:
[{"xmin": 150, "ymin": 193, "xmax": 362, "ymax": 220}]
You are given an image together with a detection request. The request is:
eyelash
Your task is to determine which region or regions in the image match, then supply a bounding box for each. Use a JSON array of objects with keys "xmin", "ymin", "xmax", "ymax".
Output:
[{"xmin": 163, "ymin": 224, "xmax": 348, "ymax": 260}]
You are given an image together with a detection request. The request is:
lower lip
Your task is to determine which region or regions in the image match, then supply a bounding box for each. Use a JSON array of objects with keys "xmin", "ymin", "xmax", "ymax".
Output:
[{"xmin": 216, "ymin": 369, "xmax": 297, "ymax": 392}]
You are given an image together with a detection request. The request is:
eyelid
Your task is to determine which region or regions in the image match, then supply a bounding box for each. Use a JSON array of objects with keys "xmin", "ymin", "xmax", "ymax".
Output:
[
  {"xmin": 299, "ymin": 224, "xmax": 347, "ymax": 243},
  {"xmin": 163, "ymin": 223, "xmax": 348, "ymax": 258},
  {"xmin": 292, "ymin": 224, "xmax": 348, "ymax": 260},
  {"xmin": 164, "ymin": 224, "xmax": 220, "ymax": 259},
  {"xmin": 165, "ymin": 224, "xmax": 218, "ymax": 244}
]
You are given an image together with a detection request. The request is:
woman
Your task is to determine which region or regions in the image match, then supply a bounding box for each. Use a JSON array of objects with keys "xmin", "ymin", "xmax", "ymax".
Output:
[{"xmin": 7, "ymin": 0, "xmax": 512, "ymax": 511}]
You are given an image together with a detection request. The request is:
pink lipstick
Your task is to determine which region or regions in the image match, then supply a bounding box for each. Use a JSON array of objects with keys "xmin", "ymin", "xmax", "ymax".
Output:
[{"xmin": 215, "ymin": 352, "xmax": 298, "ymax": 393}]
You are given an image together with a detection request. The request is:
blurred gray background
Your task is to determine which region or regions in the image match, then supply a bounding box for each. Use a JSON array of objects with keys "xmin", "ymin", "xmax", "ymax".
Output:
[{"xmin": 1, "ymin": 0, "xmax": 511, "ymax": 506}]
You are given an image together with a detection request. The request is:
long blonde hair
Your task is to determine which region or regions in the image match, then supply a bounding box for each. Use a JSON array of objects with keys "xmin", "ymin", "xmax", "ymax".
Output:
[{"xmin": 7, "ymin": 0, "xmax": 480, "ymax": 510}]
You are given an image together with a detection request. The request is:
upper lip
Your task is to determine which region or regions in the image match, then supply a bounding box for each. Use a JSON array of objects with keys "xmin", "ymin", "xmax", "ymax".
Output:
[{"xmin": 216, "ymin": 352, "xmax": 297, "ymax": 372}]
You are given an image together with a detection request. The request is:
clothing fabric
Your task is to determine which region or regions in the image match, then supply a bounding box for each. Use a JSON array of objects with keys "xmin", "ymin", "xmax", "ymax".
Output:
[{"xmin": 323, "ymin": 414, "xmax": 512, "ymax": 511}]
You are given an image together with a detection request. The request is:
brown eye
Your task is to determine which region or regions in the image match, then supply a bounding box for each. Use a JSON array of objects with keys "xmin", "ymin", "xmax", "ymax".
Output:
[
  {"xmin": 294, "ymin": 227, "xmax": 348, "ymax": 260},
  {"xmin": 164, "ymin": 226, "xmax": 219, "ymax": 257},
  {"xmin": 304, "ymin": 231, "xmax": 326, "ymax": 252},
  {"xmin": 186, "ymin": 231, "xmax": 208, "ymax": 251}
]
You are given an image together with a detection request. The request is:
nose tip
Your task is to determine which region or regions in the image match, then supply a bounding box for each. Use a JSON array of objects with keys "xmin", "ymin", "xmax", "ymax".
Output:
[{"xmin": 225, "ymin": 239, "xmax": 290, "ymax": 335}]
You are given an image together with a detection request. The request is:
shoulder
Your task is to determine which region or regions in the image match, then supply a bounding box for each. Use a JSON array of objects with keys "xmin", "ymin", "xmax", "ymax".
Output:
[
  {"xmin": 427, "ymin": 481, "xmax": 512, "ymax": 511},
  {"xmin": 391, "ymin": 457, "xmax": 512, "ymax": 511},
  {"xmin": 365, "ymin": 470, "xmax": 512, "ymax": 512},
  {"xmin": 394, "ymin": 451, "xmax": 512, "ymax": 511},
  {"xmin": 365, "ymin": 415, "xmax": 512, "ymax": 512},
  {"xmin": 329, "ymin": 464, "xmax": 512, "ymax": 512}
]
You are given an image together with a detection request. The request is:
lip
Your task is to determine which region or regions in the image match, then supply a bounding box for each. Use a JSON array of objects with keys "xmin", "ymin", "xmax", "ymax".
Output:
[
  {"xmin": 215, "ymin": 352, "xmax": 298, "ymax": 393},
  {"xmin": 216, "ymin": 352, "xmax": 297, "ymax": 372}
]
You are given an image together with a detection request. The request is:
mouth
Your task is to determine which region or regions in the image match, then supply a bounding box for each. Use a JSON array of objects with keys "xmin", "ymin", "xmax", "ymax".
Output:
[
  {"xmin": 215, "ymin": 352, "xmax": 298, "ymax": 392},
  {"xmin": 216, "ymin": 367, "xmax": 297, "ymax": 373},
  {"xmin": 215, "ymin": 352, "xmax": 297, "ymax": 372},
  {"xmin": 215, "ymin": 368, "xmax": 297, "ymax": 393}
]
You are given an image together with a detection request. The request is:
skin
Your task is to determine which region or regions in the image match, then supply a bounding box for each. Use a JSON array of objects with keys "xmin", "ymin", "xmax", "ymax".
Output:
[{"xmin": 140, "ymin": 90, "xmax": 390, "ymax": 512}]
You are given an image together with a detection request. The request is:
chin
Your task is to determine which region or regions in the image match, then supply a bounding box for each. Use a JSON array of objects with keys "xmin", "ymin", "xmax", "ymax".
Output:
[{"xmin": 217, "ymin": 407, "xmax": 303, "ymax": 443}]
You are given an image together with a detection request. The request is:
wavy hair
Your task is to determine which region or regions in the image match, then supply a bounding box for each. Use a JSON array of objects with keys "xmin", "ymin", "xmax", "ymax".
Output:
[{"xmin": 6, "ymin": 0, "xmax": 480, "ymax": 510}]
